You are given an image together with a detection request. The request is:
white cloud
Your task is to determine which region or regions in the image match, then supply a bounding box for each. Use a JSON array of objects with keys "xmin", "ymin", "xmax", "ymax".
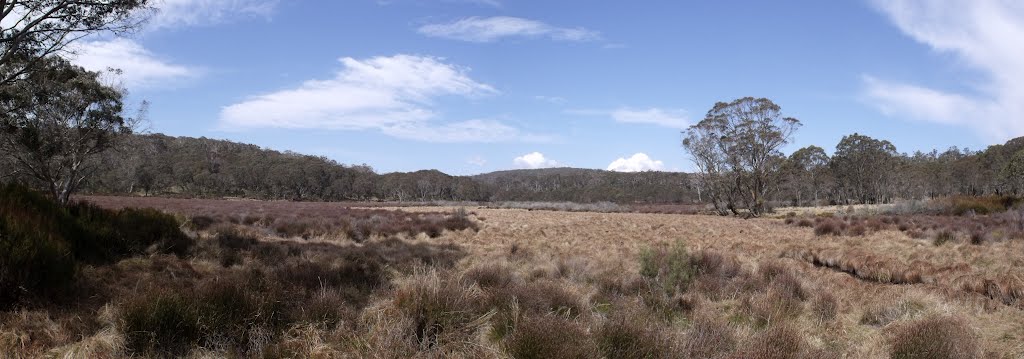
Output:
[
  {"xmin": 69, "ymin": 38, "xmax": 197, "ymax": 89},
  {"xmin": 611, "ymin": 108, "xmax": 689, "ymax": 128},
  {"xmin": 148, "ymin": 0, "xmax": 278, "ymax": 30},
  {"xmin": 219, "ymin": 54, "xmax": 544, "ymax": 142},
  {"xmin": 467, "ymin": 155, "xmax": 487, "ymax": 166},
  {"xmin": 864, "ymin": 0, "xmax": 1024, "ymax": 141},
  {"xmin": 418, "ymin": 16, "xmax": 599, "ymax": 43},
  {"xmin": 607, "ymin": 153, "xmax": 665, "ymax": 172},
  {"xmin": 514, "ymin": 152, "xmax": 559, "ymax": 169},
  {"xmin": 534, "ymin": 95, "xmax": 567, "ymax": 104},
  {"xmin": 442, "ymin": 0, "xmax": 501, "ymax": 7}
]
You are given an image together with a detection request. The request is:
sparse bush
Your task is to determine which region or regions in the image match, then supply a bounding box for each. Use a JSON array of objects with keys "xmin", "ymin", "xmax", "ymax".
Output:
[
  {"xmin": 796, "ymin": 218, "xmax": 814, "ymax": 227},
  {"xmin": 888, "ymin": 316, "xmax": 980, "ymax": 359}
]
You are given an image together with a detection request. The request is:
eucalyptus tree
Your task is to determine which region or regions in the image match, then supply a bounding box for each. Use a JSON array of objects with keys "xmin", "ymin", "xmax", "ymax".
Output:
[
  {"xmin": 0, "ymin": 57, "xmax": 130, "ymax": 204},
  {"xmin": 0, "ymin": 0, "xmax": 151, "ymax": 85},
  {"xmin": 683, "ymin": 97, "xmax": 801, "ymax": 215}
]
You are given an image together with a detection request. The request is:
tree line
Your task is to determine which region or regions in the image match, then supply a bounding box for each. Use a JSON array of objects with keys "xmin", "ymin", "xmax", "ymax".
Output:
[
  {"xmin": 683, "ymin": 97, "xmax": 1024, "ymax": 215},
  {"xmin": 52, "ymin": 133, "xmax": 697, "ymax": 203}
]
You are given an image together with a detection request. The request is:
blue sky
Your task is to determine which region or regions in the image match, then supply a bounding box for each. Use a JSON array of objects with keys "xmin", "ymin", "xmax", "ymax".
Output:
[{"xmin": 69, "ymin": 0, "xmax": 1024, "ymax": 174}]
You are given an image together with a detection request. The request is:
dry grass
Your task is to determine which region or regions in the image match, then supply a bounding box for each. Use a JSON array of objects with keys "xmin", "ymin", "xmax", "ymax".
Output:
[{"xmin": 5, "ymin": 197, "xmax": 1024, "ymax": 357}]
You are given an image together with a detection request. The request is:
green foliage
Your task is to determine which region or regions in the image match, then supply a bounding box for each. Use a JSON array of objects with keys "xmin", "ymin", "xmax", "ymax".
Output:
[
  {"xmin": 639, "ymin": 242, "xmax": 696, "ymax": 293},
  {"xmin": 69, "ymin": 202, "xmax": 193, "ymax": 262},
  {"xmin": 0, "ymin": 184, "xmax": 192, "ymax": 307}
]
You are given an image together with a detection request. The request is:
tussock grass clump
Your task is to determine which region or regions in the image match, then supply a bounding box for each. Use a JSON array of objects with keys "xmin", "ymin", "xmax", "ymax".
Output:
[
  {"xmin": 682, "ymin": 315, "xmax": 736, "ymax": 358},
  {"xmin": 731, "ymin": 324, "xmax": 805, "ymax": 359},
  {"xmin": 887, "ymin": 315, "xmax": 980, "ymax": 359},
  {"xmin": 464, "ymin": 261, "xmax": 515, "ymax": 289},
  {"xmin": 391, "ymin": 269, "xmax": 488, "ymax": 348},
  {"xmin": 811, "ymin": 292, "xmax": 839, "ymax": 323},
  {"xmin": 504, "ymin": 315, "xmax": 598, "ymax": 359},
  {"xmin": 933, "ymin": 229, "xmax": 956, "ymax": 246}
]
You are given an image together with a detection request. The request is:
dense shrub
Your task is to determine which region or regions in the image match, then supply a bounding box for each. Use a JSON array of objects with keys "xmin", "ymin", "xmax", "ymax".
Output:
[
  {"xmin": 122, "ymin": 291, "xmax": 202, "ymax": 356},
  {"xmin": 639, "ymin": 242, "xmax": 696, "ymax": 293},
  {"xmin": 888, "ymin": 316, "xmax": 980, "ymax": 359},
  {"xmin": 933, "ymin": 230, "xmax": 956, "ymax": 246},
  {"xmin": 814, "ymin": 220, "xmax": 842, "ymax": 236},
  {"xmin": 0, "ymin": 189, "xmax": 77, "ymax": 308},
  {"xmin": 69, "ymin": 202, "xmax": 192, "ymax": 261}
]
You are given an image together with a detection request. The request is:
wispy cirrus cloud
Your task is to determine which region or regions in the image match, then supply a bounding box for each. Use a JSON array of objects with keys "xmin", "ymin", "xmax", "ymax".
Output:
[
  {"xmin": 863, "ymin": 0, "xmax": 1024, "ymax": 141},
  {"xmin": 568, "ymin": 107, "xmax": 690, "ymax": 129},
  {"xmin": 418, "ymin": 16, "xmax": 599, "ymax": 43},
  {"xmin": 69, "ymin": 38, "xmax": 198, "ymax": 89},
  {"xmin": 219, "ymin": 54, "xmax": 548, "ymax": 143},
  {"xmin": 148, "ymin": 0, "xmax": 278, "ymax": 30}
]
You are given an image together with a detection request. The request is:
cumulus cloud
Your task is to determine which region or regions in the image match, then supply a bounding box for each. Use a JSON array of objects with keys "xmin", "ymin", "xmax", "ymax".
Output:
[
  {"xmin": 148, "ymin": 0, "xmax": 278, "ymax": 30},
  {"xmin": 607, "ymin": 153, "xmax": 665, "ymax": 172},
  {"xmin": 514, "ymin": 152, "xmax": 559, "ymax": 169},
  {"xmin": 69, "ymin": 39, "xmax": 197, "ymax": 89},
  {"xmin": 418, "ymin": 16, "xmax": 599, "ymax": 43},
  {"xmin": 864, "ymin": 0, "xmax": 1024, "ymax": 141},
  {"xmin": 219, "ymin": 54, "xmax": 544, "ymax": 142},
  {"xmin": 611, "ymin": 108, "xmax": 689, "ymax": 129}
]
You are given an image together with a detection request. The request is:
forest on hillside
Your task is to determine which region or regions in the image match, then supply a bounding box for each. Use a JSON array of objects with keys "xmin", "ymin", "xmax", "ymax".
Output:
[{"xmin": 4, "ymin": 132, "xmax": 1022, "ymax": 206}]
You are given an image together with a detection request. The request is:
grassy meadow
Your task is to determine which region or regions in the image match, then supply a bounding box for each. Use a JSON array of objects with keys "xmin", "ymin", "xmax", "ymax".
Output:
[{"xmin": 1, "ymin": 191, "xmax": 1022, "ymax": 358}]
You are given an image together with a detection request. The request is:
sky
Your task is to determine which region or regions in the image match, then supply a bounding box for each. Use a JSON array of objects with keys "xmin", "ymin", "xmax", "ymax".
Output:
[{"xmin": 66, "ymin": 0, "xmax": 1024, "ymax": 175}]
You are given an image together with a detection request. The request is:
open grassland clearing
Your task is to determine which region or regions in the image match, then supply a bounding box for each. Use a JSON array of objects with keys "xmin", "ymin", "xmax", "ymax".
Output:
[{"xmin": 2, "ymin": 194, "xmax": 1023, "ymax": 357}]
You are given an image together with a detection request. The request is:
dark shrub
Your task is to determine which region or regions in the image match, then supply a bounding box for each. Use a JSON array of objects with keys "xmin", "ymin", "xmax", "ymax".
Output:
[
  {"xmin": 71, "ymin": 203, "xmax": 193, "ymax": 260},
  {"xmin": 504, "ymin": 315, "xmax": 598, "ymax": 359},
  {"xmin": 0, "ymin": 204, "xmax": 76, "ymax": 308},
  {"xmin": 597, "ymin": 312, "xmax": 675, "ymax": 359},
  {"xmin": 888, "ymin": 316, "xmax": 980, "ymax": 359},
  {"xmin": 848, "ymin": 224, "xmax": 867, "ymax": 236},
  {"xmin": 796, "ymin": 218, "xmax": 814, "ymax": 227},
  {"xmin": 187, "ymin": 215, "xmax": 218, "ymax": 230},
  {"xmin": 814, "ymin": 220, "xmax": 842, "ymax": 236},
  {"xmin": 122, "ymin": 291, "xmax": 202, "ymax": 357},
  {"xmin": 195, "ymin": 278, "xmax": 285, "ymax": 353},
  {"xmin": 215, "ymin": 226, "xmax": 258, "ymax": 251}
]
